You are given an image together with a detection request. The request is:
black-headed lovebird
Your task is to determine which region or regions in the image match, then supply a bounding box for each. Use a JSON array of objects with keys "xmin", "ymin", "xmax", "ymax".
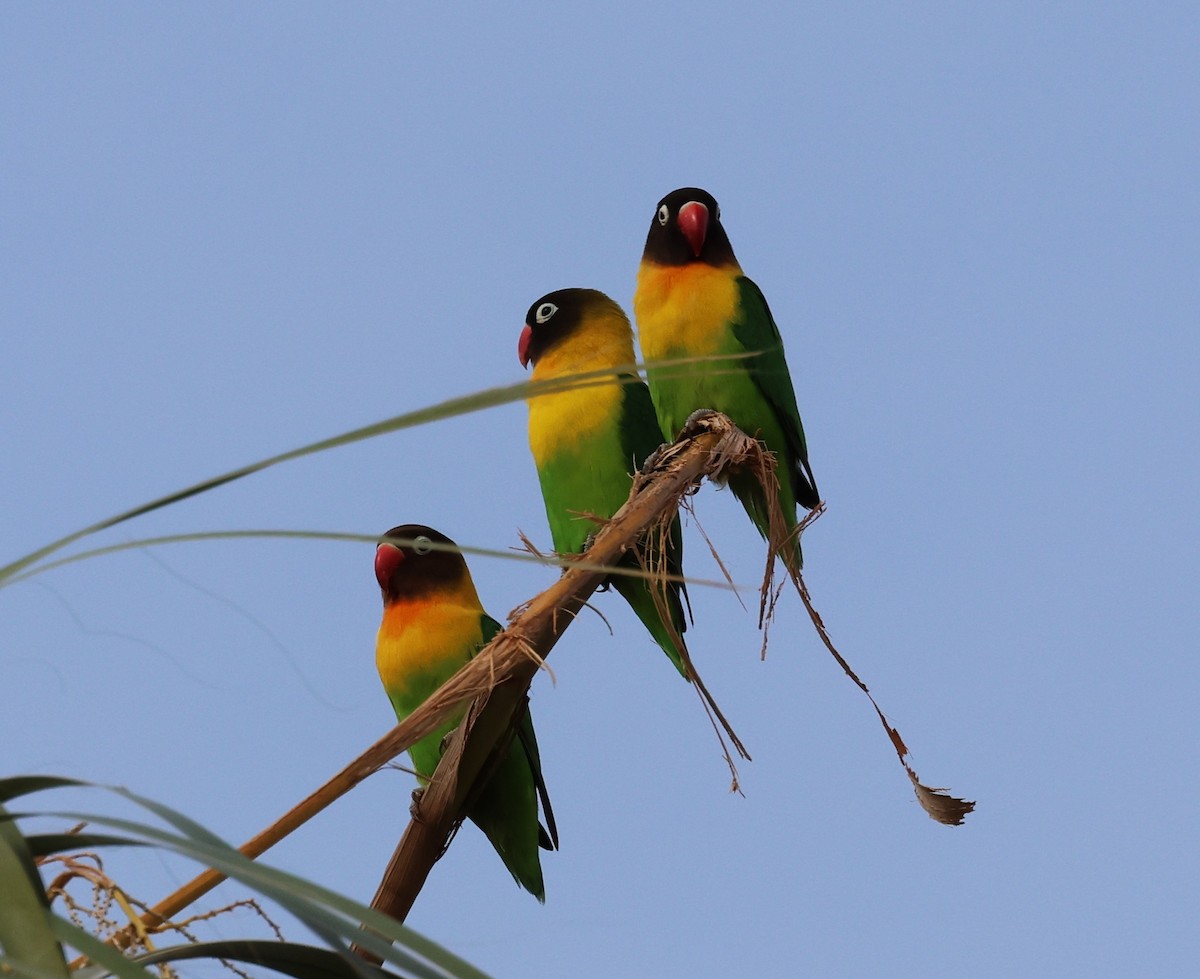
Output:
[
  {"xmin": 634, "ymin": 187, "xmax": 819, "ymax": 570},
  {"xmin": 519, "ymin": 288, "xmax": 691, "ymax": 678},
  {"xmin": 374, "ymin": 524, "xmax": 556, "ymax": 899}
]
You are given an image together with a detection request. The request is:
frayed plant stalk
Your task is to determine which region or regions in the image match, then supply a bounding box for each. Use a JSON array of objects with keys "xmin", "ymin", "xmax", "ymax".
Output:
[
  {"xmin": 741, "ymin": 418, "xmax": 976, "ymax": 827},
  {"xmin": 633, "ymin": 512, "xmax": 751, "ymax": 792}
]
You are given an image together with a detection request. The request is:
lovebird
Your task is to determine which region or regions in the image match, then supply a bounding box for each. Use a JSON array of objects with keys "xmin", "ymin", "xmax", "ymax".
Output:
[
  {"xmin": 374, "ymin": 524, "xmax": 557, "ymax": 899},
  {"xmin": 519, "ymin": 288, "xmax": 691, "ymax": 678},
  {"xmin": 634, "ymin": 187, "xmax": 820, "ymax": 570}
]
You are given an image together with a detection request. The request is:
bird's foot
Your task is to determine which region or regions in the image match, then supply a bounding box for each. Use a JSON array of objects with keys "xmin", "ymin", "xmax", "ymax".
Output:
[
  {"xmin": 579, "ymin": 533, "xmax": 613, "ymax": 590},
  {"xmin": 642, "ymin": 411, "xmax": 722, "ymax": 474},
  {"xmin": 640, "ymin": 442, "xmax": 671, "ymax": 473},
  {"xmin": 683, "ymin": 408, "xmax": 721, "ymax": 432}
]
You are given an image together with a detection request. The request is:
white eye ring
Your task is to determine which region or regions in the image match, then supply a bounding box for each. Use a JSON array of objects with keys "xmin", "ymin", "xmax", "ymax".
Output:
[
  {"xmin": 412, "ymin": 535, "xmax": 434, "ymax": 555},
  {"xmin": 657, "ymin": 204, "xmax": 669, "ymax": 226},
  {"xmin": 535, "ymin": 302, "xmax": 558, "ymax": 324}
]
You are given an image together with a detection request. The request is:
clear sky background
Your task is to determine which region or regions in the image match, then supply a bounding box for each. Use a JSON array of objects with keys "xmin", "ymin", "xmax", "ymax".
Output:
[{"xmin": 3, "ymin": 5, "xmax": 1197, "ymax": 977}]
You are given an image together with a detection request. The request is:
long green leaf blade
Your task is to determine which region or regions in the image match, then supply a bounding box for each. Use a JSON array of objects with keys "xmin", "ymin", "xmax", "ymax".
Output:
[
  {"xmin": 0, "ymin": 354, "xmax": 751, "ymax": 585},
  {"xmin": 46, "ymin": 918, "xmax": 157, "ymax": 979},
  {"xmin": 2, "ymin": 783, "xmax": 485, "ymax": 979},
  {"xmin": 23, "ymin": 834, "xmax": 145, "ymax": 859},
  {"xmin": 136, "ymin": 940, "xmax": 394, "ymax": 979},
  {"xmin": 135, "ymin": 939, "xmax": 480, "ymax": 979},
  {"xmin": 0, "ymin": 803, "xmax": 69, "ymax": 979}
]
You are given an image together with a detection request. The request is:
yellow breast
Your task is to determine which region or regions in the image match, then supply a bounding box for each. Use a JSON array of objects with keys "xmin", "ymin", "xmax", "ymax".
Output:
[
  {"xmin": 634, "ymin": 262, "xmax": 741, "ymax": 360},
  {"xmin": 376, "ymin": 596, "xmax": 482, "ymax": 692},
  {"xmin": 526, "ymin": 308, "xmax": 635, "ymax": 464}
]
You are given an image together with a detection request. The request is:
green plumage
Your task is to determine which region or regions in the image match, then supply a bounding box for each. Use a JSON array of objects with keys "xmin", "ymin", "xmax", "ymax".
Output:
[
  {"xmin": 375, "ymin": 526, "xmax": 556, "ymax": 900},
  {"xmin": 522, "ymin": 289, "xmax": 691, "ymax": 678},
  {"xmin": 536, "ymin": 378, "xmax": 690, "ymax": 676},
  {"xmin": 460, "ymin": 616, "xmax": 556, "ymax": 895},
  {"xmin": 636, "ymin": 188, "xmax": 819, "ymax": 571}
]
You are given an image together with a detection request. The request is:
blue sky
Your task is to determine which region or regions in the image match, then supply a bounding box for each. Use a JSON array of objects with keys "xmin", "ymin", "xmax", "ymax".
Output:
[{"xmin": 3, "ymin": 4, "xmax": 1197, "ymax": 976}]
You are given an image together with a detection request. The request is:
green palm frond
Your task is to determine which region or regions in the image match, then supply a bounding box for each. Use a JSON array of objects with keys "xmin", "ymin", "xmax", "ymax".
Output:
[{"xmin": 0, "ymin": 777, "xmax": 487, "ymax": 979}]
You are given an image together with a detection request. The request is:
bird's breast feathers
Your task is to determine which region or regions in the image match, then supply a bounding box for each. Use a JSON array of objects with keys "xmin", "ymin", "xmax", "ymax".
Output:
[
  {"xmin": 634, "ymin": 261, "xmax": 741, "ymax": 360},
  {"xmin": 376, "ymin": 598, "xmax": 484, "ymax": 693},
  {"xmin": 527, "ymin": 327, "xmax": 631, "ymax": 466},
  {"xmin": 527, "ymin": 378, "xmax": 625, "ymax": 465}
]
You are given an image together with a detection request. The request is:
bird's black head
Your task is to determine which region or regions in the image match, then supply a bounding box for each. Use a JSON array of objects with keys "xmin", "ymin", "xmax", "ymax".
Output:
[
  {"xmin": 374, "ymin": 524, "xmax": 467, "ymax": 603},
  {"xmin": 641, "ymin": 187, "xmax": 737, "ymax": 268},
  {"xmin": 518, "ymin": 287, "xmax": 619, "ymax": 369}
]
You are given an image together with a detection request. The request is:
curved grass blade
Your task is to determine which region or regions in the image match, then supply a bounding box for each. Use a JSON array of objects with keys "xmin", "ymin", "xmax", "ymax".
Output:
[
  {"xmin": 0, "ymin": 961, "xmax": 76, "ymax": 979},
  {"xmin": 135, "ymin": 939, "xmax": 481, "ymax": 979},
  {"xmin": 1, "ymin": 777, "xmax": 485, "ymax": 979},
  {"xmin": 138, "ymin": 940, "xmax": 393, "ymax": 979},
  {"xmin": 0, "ymin": 354, "xmax": 753, "ymax": 586},
  {"xmin": 6, "ymin": 529, "xmax": 743, "ymax": 596},
  {"xmin": 23, "ymin": 834, "xmax": 144, "ymax": 859},
  {"xmin": 15, "ymin": 809, "xmax": 402, "ymax": 968},
  {"xmin": 0, "ymin": 804, "xmax": 69, "ymax": 979},
  {"xmin": 47, "ymin": 917, "xmax": 160, "ymax": 979},
  {"xmin": 0, "ymin": 776, "xmax": 79, "ymax": 805}
]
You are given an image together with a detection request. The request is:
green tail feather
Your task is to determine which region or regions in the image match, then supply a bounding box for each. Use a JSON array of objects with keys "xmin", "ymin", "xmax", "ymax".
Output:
[
  {"xmin": 395, "ymin": 617, "xmax": 554, "ymax": 900},
  {"xmin": 466, "ymin": 730, "xmax": 550, "ymax": 900},
  {"xmin": 729, "ymin": 469, "xmax": 803, "ymax": 571},
  {"xmin": 611, "ymin": 567, "xmax": 690, "ymax": 678}
]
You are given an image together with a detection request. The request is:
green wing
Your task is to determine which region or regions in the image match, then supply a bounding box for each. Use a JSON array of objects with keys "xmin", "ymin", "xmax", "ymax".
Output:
[
  {"xmin": 534, "ymin": 376, "xmax": 690, "ymax": 677},
  {"xmin": 536, "ymin": 408, "xmax": 632, "ymax": 557},
  {"xmin": 481, "ymin": 611, "xmax": 558, "ymax": 851},
  {"xmin": 615, "ymin": 376, "xmax": 691, "ymax": 673},
  {"xmin": 515, "ymin": 702, "xmax": 558, "ymax": 852},
  {"xmin": 477, "ymin": 613, "xmax": 502, "ymax": 648},
  {"xmin": 465, "ymin": 613, "xmax": 556, "ymax": 897},
  {"xmin": 473, "ymin": 614, "xmax": 554, "ymax": 846},
  {"xmin": 731, "ymin": 277, "xmax": 819, "ymax": 509},
  {"xmin": 616, "ymin": 371, "xmax": 669, "ymax": 470},
  {"xmin": 617, "ymin": 372, "xmax": 689, "ymax": 597}
]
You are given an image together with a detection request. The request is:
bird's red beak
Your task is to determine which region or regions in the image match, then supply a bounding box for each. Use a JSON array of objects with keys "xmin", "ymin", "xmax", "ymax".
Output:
[
  {"xmin": 677, "ymin": 201, "xmax": 709, "ymax": 257},
  {"xmin": 518, "ymin": 323, "xmax": 534, "ymax": 368},
  {"xmin": 375, "ymin": 543, "xmax": 404, "ymax": 589}
]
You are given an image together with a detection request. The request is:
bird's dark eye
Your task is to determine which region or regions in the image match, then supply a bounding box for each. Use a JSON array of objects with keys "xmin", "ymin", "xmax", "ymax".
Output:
[
  {"xmin": 657, "ymin": 204, "xmax": 669, "ymax": 226},
  {"xmin": 715, "ymin": 205, "xmax": 721, "ymax": 220},
  {"xmin": 535, "ymin": 302, "xmax": 558, "ymax": 325},
  {"xmin": 412, "ymin": 535, "xmax": 434, "ymax": 555}
]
